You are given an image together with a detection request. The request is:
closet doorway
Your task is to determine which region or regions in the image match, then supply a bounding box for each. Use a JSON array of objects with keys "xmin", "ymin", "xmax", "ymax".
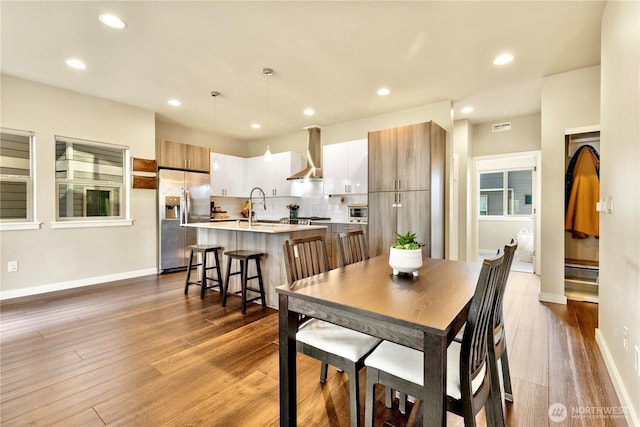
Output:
[
  {"xmin": 564, "ymin": 128, "xmax": 600, "ymax": 302},
  {"xmin": 473, "ymin": 152, "xmax": 540, "ymax": 273}
]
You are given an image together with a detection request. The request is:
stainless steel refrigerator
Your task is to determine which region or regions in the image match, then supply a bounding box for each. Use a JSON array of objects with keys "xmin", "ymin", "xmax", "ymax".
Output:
[{"xmin": 158, "ymin": 169, "xmax": 211, "ymax": 272}]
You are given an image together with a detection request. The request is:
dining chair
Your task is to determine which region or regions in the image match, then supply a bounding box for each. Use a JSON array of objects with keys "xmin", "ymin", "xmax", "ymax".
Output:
[
  {"xmin": 452, "ymin": 239, "xmax": 518, "ymax": 408},
  {"xmin": 363, "ymin": 253, "xmax": 505, "ymax": 427},
  {"xmin": 489, "ymin": 240, "xmax": 518, "ymax": 403},
  {"xmin": 283, "ymin": 235, "xmax": 381, "ymax": 427},
  {"xmin": 336, "ymin": 230, "xmax": 369, "ymax": 267}
]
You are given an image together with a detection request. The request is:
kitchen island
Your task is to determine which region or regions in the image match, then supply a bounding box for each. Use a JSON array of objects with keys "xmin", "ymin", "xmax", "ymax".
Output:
[{"xmin": 184, "ymin": 221, "xmax": 328, "ymax": 309}]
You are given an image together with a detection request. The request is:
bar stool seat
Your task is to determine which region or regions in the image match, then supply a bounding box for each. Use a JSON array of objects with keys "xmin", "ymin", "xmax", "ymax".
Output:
[
  {"xmin": 222, "ymin": 250, "xmax": 266, "ymax": 314},
  {"xmin": 184, "ymin": 245, "xmax": 224, "ymax": 299}
]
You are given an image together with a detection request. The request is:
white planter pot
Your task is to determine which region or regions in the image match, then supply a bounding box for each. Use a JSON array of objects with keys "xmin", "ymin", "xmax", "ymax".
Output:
[{"xmin": 389, "ymin": 247, "xmax": 423, "ymax": 276}]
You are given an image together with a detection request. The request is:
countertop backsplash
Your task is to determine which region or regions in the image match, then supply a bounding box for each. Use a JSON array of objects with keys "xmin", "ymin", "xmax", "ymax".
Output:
[{"xmin": 210, "ymin": 181, "xmax": 367, "ymax": 223}]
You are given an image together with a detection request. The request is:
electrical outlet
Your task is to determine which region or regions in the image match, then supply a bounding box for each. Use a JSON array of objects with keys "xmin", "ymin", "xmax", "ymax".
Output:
[
  {"xmin": 623, "ymin": 326, "xmax": 629, "ymax": 351},
  {"xmin": 7, "ymin": 261, "xmax": 18, "ymax": 272}
]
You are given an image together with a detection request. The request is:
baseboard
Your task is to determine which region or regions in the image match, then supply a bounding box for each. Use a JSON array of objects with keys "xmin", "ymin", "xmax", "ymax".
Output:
[
  {"xmin": 538, "ymin": 292, "xmax": 567, "ymax": 305},
  {"xmin": 0, "ymin": 268, "xmax": 158, "ymax": 300},
  {"xmin": 595, "ymin": 328, "xmax": 640, "ymax": 426}
]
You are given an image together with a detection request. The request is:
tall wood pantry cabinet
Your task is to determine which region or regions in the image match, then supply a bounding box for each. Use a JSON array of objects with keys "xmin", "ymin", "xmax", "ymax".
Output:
[{"xmin": 368, "ymin": 121, "xmax": 446, "ymax": 258}]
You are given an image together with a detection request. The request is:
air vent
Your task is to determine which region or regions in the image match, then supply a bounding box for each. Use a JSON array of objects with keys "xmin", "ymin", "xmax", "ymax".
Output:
[{"xmin": 492, "ymin": 122, "xmax": 512, "ymax": 132}]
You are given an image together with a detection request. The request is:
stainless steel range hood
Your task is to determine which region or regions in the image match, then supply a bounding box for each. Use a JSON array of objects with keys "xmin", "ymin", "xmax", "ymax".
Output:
[{"xmin": 287, "ymin": 126, "xmax": 322, "ymax": 180}]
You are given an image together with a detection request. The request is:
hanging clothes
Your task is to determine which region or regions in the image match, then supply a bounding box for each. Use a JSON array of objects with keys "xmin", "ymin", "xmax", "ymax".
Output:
[{"xmin": 565, "ymin": 145, "xmax": 600, "ymax": 239}]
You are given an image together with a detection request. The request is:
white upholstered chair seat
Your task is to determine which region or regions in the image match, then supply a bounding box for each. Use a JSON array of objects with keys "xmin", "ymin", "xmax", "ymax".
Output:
[
  {"xmin": 364, "ymin": 340, "xmax": 486, "ymax": 401},
  {"xmin": 297, "ymin": 319, "xmax": 382, "ymax": 362}
]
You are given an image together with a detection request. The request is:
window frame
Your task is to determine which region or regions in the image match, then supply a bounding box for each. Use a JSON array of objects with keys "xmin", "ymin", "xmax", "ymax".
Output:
[
  {"xmin": 52, "ymin": 135, "xmax": 132, "ymax": 229},
  {"xmin": 479, "ymin": 167, "xmax": 533, "ymax": 218},
  {"xmin": 0, "ymin": 127, "xmax": 39, "ymax": 231}
]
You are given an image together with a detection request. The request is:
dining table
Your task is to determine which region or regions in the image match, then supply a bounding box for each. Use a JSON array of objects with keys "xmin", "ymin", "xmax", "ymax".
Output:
[{"xmin": 276, "ymin": 254, "xmax": 482, "ymax": 427}]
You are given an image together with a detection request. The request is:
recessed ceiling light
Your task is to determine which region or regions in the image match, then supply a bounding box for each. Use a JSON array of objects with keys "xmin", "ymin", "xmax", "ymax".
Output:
[
  {"xmin": 251, "ymin": 123, "xmax": 261, "ymax": 129},
  {"xmin": 65, "ymin": 58, "xmax": 87, "ymax": 70},
  {"xmin": 461, "ymin": 106, "xmax": 474, "ymax": 114},
  {"xmin": 303, "ymin": 108, "xmax": 315, "ymax": 116},
  {"xmin": 99, "ymin": 14, "xmax": 127, "ymax": 29},
  {"xmin": 493, "ymin": 53, "xmax": 514, "ymax": 65},
  {"xmin": 168, "ymin": 99, "xmax": 181, "ymax": 107},
  {"xmin": 377, "ymin": 88, "xmax": 391, "ymax": 96}
]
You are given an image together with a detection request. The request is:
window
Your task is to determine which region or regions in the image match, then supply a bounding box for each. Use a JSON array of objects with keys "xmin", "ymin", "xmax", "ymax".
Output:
[
  {"xmin": 0, "ymin": 128, "xmax": 35, "ymax": 223},
  {"xmin": 479, "ymin": 169, "xmax": 532, "ymax": 216},
  {"xmin": 55, "ymin": 136, "xmax": 129, "ymax": 221}
]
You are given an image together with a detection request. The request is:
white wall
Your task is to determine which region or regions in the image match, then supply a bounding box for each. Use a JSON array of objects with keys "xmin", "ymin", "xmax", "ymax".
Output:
[
  {"xmin": 478, "ymin": 219, "xmax": 533, "ymax": 252},
  {"xmin": 155, "ymin": 117, "xmax": 247, "ymax": 157},
  {"xmin": 596, "ymin": 1, "xmax": 640, "ymax": 424},
  {"xmin": 0, "ymin": 75, "xmax": 157, "ymax": 298},
  {"xmin": 473, "ymin": 113, "xmax": 541, "ymax": 157},
  {"xmin": 247, "ymin": 100, "xmax": 453, "ymax": 158},
  {"xmin": 452, "ymin": 120, "xmax": 473, "ymax": 260},
  {"xmin": 540, "ymin": 66, "xmax": 601, "ymax": 304}
]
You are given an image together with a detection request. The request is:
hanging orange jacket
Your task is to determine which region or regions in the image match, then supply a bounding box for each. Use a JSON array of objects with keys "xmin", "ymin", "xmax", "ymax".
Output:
[{"xmin": 565, "ymin": 147, "xmax": 600, "ymax": 239}]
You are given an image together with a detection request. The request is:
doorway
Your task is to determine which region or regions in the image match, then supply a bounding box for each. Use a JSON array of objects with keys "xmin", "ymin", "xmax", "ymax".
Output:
[
  {"xmin": 564, "ymin": 129, "xmax": 600, "ymax": 302},
  {"xmin": 473, "ymin": 152, "xmax": 540, "ymax": 273}
]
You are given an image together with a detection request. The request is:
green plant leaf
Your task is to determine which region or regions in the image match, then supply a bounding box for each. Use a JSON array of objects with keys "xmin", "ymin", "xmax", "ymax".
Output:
[{"xmin": 392, "ymin": 231, "xmax": 423, "ymax": 249}]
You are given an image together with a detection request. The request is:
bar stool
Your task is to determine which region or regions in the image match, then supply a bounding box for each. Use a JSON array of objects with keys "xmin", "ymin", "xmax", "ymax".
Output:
[
  {"xmin": 222, "ymin": 250, "xmax": 266, "ymax": 314},
  {"xmin": 184, "ymin": 245, "xmax": 224, "ymax": 299}
]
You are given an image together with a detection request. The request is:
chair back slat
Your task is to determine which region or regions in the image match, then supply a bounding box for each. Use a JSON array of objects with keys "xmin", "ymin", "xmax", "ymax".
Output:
[
  {"xmin": 336, "ymin": 230, "xmax": 369, "ymax": 267},
  {"xmin": 460, "ymin": 253, "xmax": 504, "ymax": 395},
  {"xmin": 493, "ymin": 240, "xmax": 518, "ymax": 330},
  {"xmin": 283, "ymin": 235, "xmax": 330, "ymax": 283}
]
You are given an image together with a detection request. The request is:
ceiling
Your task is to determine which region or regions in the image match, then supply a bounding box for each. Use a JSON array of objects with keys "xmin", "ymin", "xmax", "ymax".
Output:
[{"xmin": 1, "ymin": 1, "xmax": 605, "ymax": 142}]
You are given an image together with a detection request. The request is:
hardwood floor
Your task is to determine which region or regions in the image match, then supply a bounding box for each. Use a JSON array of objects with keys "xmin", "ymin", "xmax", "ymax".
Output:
[{"xmin": 0, "ymin": 270, "xmax": 625, "ymax": 426}]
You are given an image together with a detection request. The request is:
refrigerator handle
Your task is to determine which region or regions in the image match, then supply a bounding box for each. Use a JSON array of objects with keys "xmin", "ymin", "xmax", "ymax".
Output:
[
  {"xmin": 180, "ymin": 188, "xmax": 186, "ymax": 225},
  {"xmin": 185, "ymin": 189, "xmax": 191, "ymax": 223}
]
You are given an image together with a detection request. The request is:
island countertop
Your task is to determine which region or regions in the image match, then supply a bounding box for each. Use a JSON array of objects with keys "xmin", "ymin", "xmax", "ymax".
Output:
[
  {"xmin": 187, "ymin": 221, "xmax": 328, "ymax": 309},
  {"xmin": 184, "ymin": 221, "xmax": 327, "ymax": 234}
]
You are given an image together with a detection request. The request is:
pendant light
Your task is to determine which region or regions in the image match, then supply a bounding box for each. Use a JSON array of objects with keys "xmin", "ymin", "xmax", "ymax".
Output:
[
  {"xmin": 211, "ymin": 91, "xmax": 221, "ymax": 170},
  {"xmin": 263, "ymin": 68, "xmax": 273, "ymax": 162}
]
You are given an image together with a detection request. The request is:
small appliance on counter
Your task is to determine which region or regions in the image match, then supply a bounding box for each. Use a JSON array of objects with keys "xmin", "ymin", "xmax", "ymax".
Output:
[{"xmin": 348, "ymin": 204, "xmax": 368, "ymax": 223}]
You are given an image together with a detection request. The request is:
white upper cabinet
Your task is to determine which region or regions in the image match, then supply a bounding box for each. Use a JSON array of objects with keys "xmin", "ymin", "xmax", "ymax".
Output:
[
  {"xmin": 244, "ymin": 156, "xmax": 263, "ymax": 196},
  {"xmin": 210, "ymin": 152, "xmax": 245, "ymax": 197},
  {"xmin": 323, "ymin": 138, "xmax": 368, "ymax": 195},
  {"xmin": 244, "ymin": 151, "xmax": 302, "ymax": 197}
]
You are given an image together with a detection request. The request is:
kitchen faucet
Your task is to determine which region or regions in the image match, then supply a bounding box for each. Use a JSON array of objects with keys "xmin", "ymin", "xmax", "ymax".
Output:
[{"xmin": 248, "ymin": 187, "xmax": 266, "ymax": 229}]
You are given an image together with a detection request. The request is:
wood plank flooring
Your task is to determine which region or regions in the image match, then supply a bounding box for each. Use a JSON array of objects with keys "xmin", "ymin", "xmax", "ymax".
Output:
[{"xmin": 0, "ymin": 270, "xmax": 626, "ymax": 426}]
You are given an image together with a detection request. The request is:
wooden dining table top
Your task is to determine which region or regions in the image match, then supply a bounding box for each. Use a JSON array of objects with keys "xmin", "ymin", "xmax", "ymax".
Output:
[{"xmin": 276, "ymin": 254, "xmax": 482, "ymax": 338}]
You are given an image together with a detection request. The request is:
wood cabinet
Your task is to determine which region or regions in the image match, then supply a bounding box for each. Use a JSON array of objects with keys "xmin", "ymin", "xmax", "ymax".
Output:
[
  {"xmin": 325, "ymin": 223, "xmax": 368, "ymax": 269},
  {"xmin": 210, "ymin": 152, "xmax": 245, "ymax": 197},
  {"xmin": 368, "ymin": 121, "xmax": 446, "ymax": 258},
  {"xmin": 369, "ymin": 122, "xmax": 444, "ymax": 192},
  {"xmin": 323, "ymin": 138, "xmax": 368, "ymax": 195},
  {"xmin": 245, "ymin": 151, "xmax": 302, "ymax": 197},
  {"xmin": 157, "ymin": 139, "xmax": 210, "ymax": 172}
]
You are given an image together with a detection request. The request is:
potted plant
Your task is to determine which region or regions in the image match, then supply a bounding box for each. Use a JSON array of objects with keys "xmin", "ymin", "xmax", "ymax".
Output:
[{"xmin": 389, "ymin": 231, "xmax": 424, "ymax": 276}]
